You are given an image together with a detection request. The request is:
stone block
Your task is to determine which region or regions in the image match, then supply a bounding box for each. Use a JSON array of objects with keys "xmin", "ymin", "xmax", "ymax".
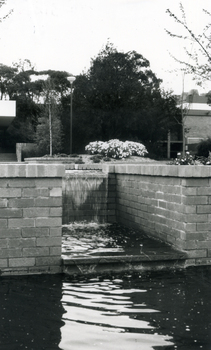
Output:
[
  {"xmin": 0, "ymin": 259, "xmax": 8, "ymax": 267},
  {"xmin": 22, "ymin": 227, "xmax": 49, "ymax": 237},
  {"xmin": 0, "ymin": 188, "xmax": 21, "ymax": 198},
  {"xmin": 0, "ymin": 239, "xmax": 7, "ymax": 248},
  {"xmin": 8, "ymin": 198, "xmax": 35, "ymax": 208},
  {"xmin": 182, "ymin": 187, "xmax": 197, "ymax": 196},
  {"xmin": 49, "ymin": 207, "xmax": 62, "ymax": 217},
  {"xmin": 186, "ymin": 249, "xmax": 207, "ymax": 258},
  {"xmin": 23, "ymin": 247, "xmax": 49, "ymax": 257},
  {"xmin": 197, "ymin": 205, "xmax": 211, "ymax": 214},
  {"xmin": 196, "ymin": 223, "xmax": 211, "ymax": 231},
  {"xmin": 50, "ymin": 247, "xmax": 61, "ymax": 256},
  {"xmin": 50, "ymin": 227, "xmax": 62, "ymax": 236},
  {"xmin": 0, "ymin": 248, "xmax": 22, "ymax": 258},
  {"xmin": 35, "ymin": 256, "xmax": 61, "ymax": 266},
  {"xmin": 0, "ymin": 219, "xmax": 7, "ymax": 228},
  {"xmin": 22, "ymin": 188, "xmax": 49, "ymax": 197},
  {"xmin": 36, "ymin": 237, "xmax": 61, "ymax": 247},
  {"xmin": 36, "ymin": 217, "xmax": 62, "ymax": 227},
  {"xmin": 50, "ymin": 187, "xmax": 62, "ymax": 197},
  {"xmin": 186, "ymin": 214, "xmax": 208, "ymax": 223},
  {"xmin": 195, "ymin": 258, "xmax": 211, "ymax": 265},
  {"xmin": 34, "ymin": 197, "xmax": 62, "ymax": 207},
  {"xmin": 0, "ymin": 199, "xmax": 7, "ymax": 208},
  {"xmin": 8, "ymin": 218, "xmax": 35, "ymax": 228},
  {"xmin": 0, "ymin": 208, "xmax": 22, "ymax": 218},
  {"xmin": 9, "ymin": 258, "xmax": 35, "ymax": 267},
  {"xmin": 8, "ymin": 238, "xmax": 36, "ymax": 248},
  {"xmin": 23, "ymin": 208, "xmax": 50, "ymax": 217},
  {"xmin": 181, "ymin": 178, "xmax": 209, "ymax": 187},
  {"xmin": 8, "ymin": 179, "xmax": 35, "ymax": 188},
  {"xmin": 182, "ymin": 196, "xmax": 208, "ymax": 205},
  {"xmin": 0, "ymin": 228, "xmax": 21, "ymax": 238}
]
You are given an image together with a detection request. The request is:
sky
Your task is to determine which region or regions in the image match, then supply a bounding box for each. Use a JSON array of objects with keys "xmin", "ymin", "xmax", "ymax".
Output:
[{"xmin": 0, "ymin": 0, "xmax": 211, "ymax": 94}]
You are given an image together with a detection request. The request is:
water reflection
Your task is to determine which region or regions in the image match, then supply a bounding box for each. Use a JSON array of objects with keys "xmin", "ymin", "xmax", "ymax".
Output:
[
  {"xmin": 60, "ymin": 276, "xmax": 173, "ymax": 350},
  {"xmin": 0, "ymin": 268, "xmax": 210, "ymax": 350},
  {"xmin": 60, "ymin": 268, "xmax": 211, "ymax": 350}
]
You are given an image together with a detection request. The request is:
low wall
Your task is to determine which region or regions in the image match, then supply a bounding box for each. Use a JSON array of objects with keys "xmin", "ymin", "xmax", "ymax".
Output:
[
  {"xmin": 0, "ymin": 163, "xmax": 64, "ymax": 275},
  {"xmin": 102, "ymin": 164, "xmax": 211, "ymax": 266}
]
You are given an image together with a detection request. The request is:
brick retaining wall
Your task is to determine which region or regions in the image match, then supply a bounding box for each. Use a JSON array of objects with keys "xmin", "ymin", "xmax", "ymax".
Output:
[
  {"xmin": 0, "ymin": 164, "xmax": 64, "ymax": 275},
  {"xmin": 102, "ymin": 164, "xmax": 211, "ymax": 266}
]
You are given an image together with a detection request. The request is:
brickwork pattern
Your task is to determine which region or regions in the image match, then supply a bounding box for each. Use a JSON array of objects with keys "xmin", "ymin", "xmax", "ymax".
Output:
[
  {"xmin": 0, "ymin": 164, "xmax": 64, "ymax": 275},
  {"xmin": 111, "ymin": 164, "xmax": 211, "ymax": 266}
]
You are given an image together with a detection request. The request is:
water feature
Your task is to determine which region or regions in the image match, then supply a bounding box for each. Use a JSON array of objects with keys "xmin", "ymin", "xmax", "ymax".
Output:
[
  {"xmin": 0, "ymin": 267, "xmax": 210, "ymax": 349},
  {"xmin": 62, "ymin": 222, "xmax": 180, "ymax": 258},
  {"xmin": 62, "ymin": 170, "xmax": 108, "ymax": 224}
]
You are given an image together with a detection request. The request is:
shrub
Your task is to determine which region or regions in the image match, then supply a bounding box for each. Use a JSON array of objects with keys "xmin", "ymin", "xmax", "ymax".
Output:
[
  {"xmin": 85, "ymin": 139, "xmax": 148, "ymax": 159},
  {"xmin": 168, "ymin": 152, "xmax": 195, "ymax": 165},
  {"xmin": 196, "ymin": 137, "xmax": 211, "ymax": 157}
]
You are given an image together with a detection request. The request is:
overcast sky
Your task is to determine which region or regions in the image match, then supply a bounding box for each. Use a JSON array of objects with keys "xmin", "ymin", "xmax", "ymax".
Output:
[{"xmin": 0, "ymin": 0, "xmax": 211, "ymax": 94}]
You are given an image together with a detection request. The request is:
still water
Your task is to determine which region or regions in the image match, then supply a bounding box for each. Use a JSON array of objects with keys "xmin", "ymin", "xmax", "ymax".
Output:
[{"xmin": 0, "ymin": 267, "xmax": 210, "ymax": 349}]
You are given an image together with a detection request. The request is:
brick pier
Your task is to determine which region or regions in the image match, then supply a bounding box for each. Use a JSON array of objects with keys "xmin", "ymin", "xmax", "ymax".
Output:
[{"xmin": 0, "ymin": 164, "xmax": 64, "ymax": 275}]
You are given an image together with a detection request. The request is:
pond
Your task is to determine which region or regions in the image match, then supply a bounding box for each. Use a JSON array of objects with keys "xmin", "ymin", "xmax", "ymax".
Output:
[{"xmin": 0, "ymin": 267, "xmax": 210, "ymax": 349}]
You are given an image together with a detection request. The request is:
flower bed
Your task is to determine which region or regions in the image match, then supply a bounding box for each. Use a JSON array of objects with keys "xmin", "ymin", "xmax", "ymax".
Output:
[{"xmin": 85, "ymin": 139, "xmax": 148, "ymax": 159}]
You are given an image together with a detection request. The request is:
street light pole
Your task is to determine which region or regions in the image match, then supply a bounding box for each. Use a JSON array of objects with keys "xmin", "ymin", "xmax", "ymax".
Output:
[{"xmin": 67, "ymin": 76, "xmax": 76, "ymax": 155}]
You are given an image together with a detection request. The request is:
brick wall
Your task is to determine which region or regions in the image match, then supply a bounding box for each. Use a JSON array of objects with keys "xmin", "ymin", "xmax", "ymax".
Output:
[
  {"xmin": 103, "ymin": 164, "xmax": 211, "ymax": 267},
  {"xmin": 0, "ymin": 164, "xmax": 64, "ymax": 275},
  {"xmin": 185, "ymin": 115, "xmax": 211, "ymax": 140}
]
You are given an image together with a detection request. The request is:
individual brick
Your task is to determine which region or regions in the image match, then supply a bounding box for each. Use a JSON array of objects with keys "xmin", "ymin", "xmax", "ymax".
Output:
[
  {"xmin": 8, "ymin": 198, "xmax": 35, "ymax": 208},
  {"xmin": 36, "ymin": 217, "xmax": 62, "ymax": 227},
  {"xmin": 23, "ymin": 247, "xmax": 49, "ymax": 257},
  {"xmin": 35, "ymin": 256, "xmax": 61, "ymax": 266},
  {"xmin": 22, "ymin": 227, "xmax": 49, "ymax": 238},
  {"xmin": 22, "ymin": 188, "xmax": 49, "ymax": 197},
  {"xmin": 23, "ymin": 208, "xmax": 50, "ymax": 217},
  {"xmin": 8, "ymin": 218, "xmax": 35, "ymax": 228},
  {"xmin": 0, "ymin": 208, "xmax": 22, "ymax": 218},
  {"xmin": 36, "ymin": 237, "xmax": 61, "ymax": 247},
  {"xmin": 8, "ymin": 238, "xmax": 36, "ymax": 248},
  {"xmin": 0, "ymin": 188, "xmax": 21, "ymax": 198},
  {"xmin": 0, "ymin": 228, "xmax": 21, "ymax": 238},
  {"xmin": 9, "ymin": 258, "xmax": 35, "ymax": 267}
]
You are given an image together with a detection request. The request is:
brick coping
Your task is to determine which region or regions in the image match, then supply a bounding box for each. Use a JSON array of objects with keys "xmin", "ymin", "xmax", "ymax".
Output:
[
  {"xmin": 0, "ymin": 163, "xmax": 65, "ymax": 178},
  {"xmin": 102, "ymin": 164, "xmax": 211, "ymax": 177},
  {"xmin": 1, "ymin": 162, "xmax": 211, "ymax": 178}
]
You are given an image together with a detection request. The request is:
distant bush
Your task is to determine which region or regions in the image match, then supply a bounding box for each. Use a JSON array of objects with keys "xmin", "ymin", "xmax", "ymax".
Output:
[{"xmin": 196, "ymin": 137, "xmax": 211, "ymax": 157}]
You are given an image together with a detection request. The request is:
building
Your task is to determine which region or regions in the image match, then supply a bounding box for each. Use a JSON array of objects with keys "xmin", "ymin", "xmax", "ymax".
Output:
[
  {"xmin": 182, "ymin": 89, "xmax": 211, "ymax": 153},
  {"xmin": 0, "ymin": 100, "xmax": 16, "ymax": 161}
]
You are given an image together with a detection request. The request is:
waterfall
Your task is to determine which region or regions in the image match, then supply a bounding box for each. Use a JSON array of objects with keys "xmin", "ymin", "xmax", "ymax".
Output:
[{"xmin": 62, "ymin": 170, "xmax": 108, "ymax": 224}]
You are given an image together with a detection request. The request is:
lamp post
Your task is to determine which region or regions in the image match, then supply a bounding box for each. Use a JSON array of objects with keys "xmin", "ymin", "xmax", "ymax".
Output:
[{"xmin": 67, "ymin": 76, "xmax": 76, "ymax": 155}]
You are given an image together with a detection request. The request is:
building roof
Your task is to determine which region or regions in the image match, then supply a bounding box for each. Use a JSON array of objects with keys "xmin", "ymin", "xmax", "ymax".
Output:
[{"xmin": 0, "ymin": 101, "xmax": 16, "ymax": 127}]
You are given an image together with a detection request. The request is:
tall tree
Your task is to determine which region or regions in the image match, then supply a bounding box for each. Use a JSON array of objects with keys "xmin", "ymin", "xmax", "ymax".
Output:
[{"xmin": 72, "ymin": 43, "xmax": 181, "ymax": 155}]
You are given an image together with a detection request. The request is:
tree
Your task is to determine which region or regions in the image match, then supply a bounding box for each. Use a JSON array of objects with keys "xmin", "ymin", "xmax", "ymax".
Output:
[
  {"xmin": 166, "ymin": 3, "xmax": 211, "ymax": 86},
  {"xmin": 35, "ymin": 78, "xmax": 63, "ymax": 155},
  {"xmin": 0, "ymin": 61, "xmax": 70, "ymax": 151},
  {"xmin": 0, "ymin": 0, "xmax": 13, "ymax": 23},
  {"xmin": 72, "ymin": 43, "xmax": 181, "ymax": 156}
]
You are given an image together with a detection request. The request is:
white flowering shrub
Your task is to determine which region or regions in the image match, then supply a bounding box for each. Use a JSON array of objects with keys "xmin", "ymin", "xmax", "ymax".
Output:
[{"xmin": 85, "ymin": 139, "xmax": 148, "ymax": 159}]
